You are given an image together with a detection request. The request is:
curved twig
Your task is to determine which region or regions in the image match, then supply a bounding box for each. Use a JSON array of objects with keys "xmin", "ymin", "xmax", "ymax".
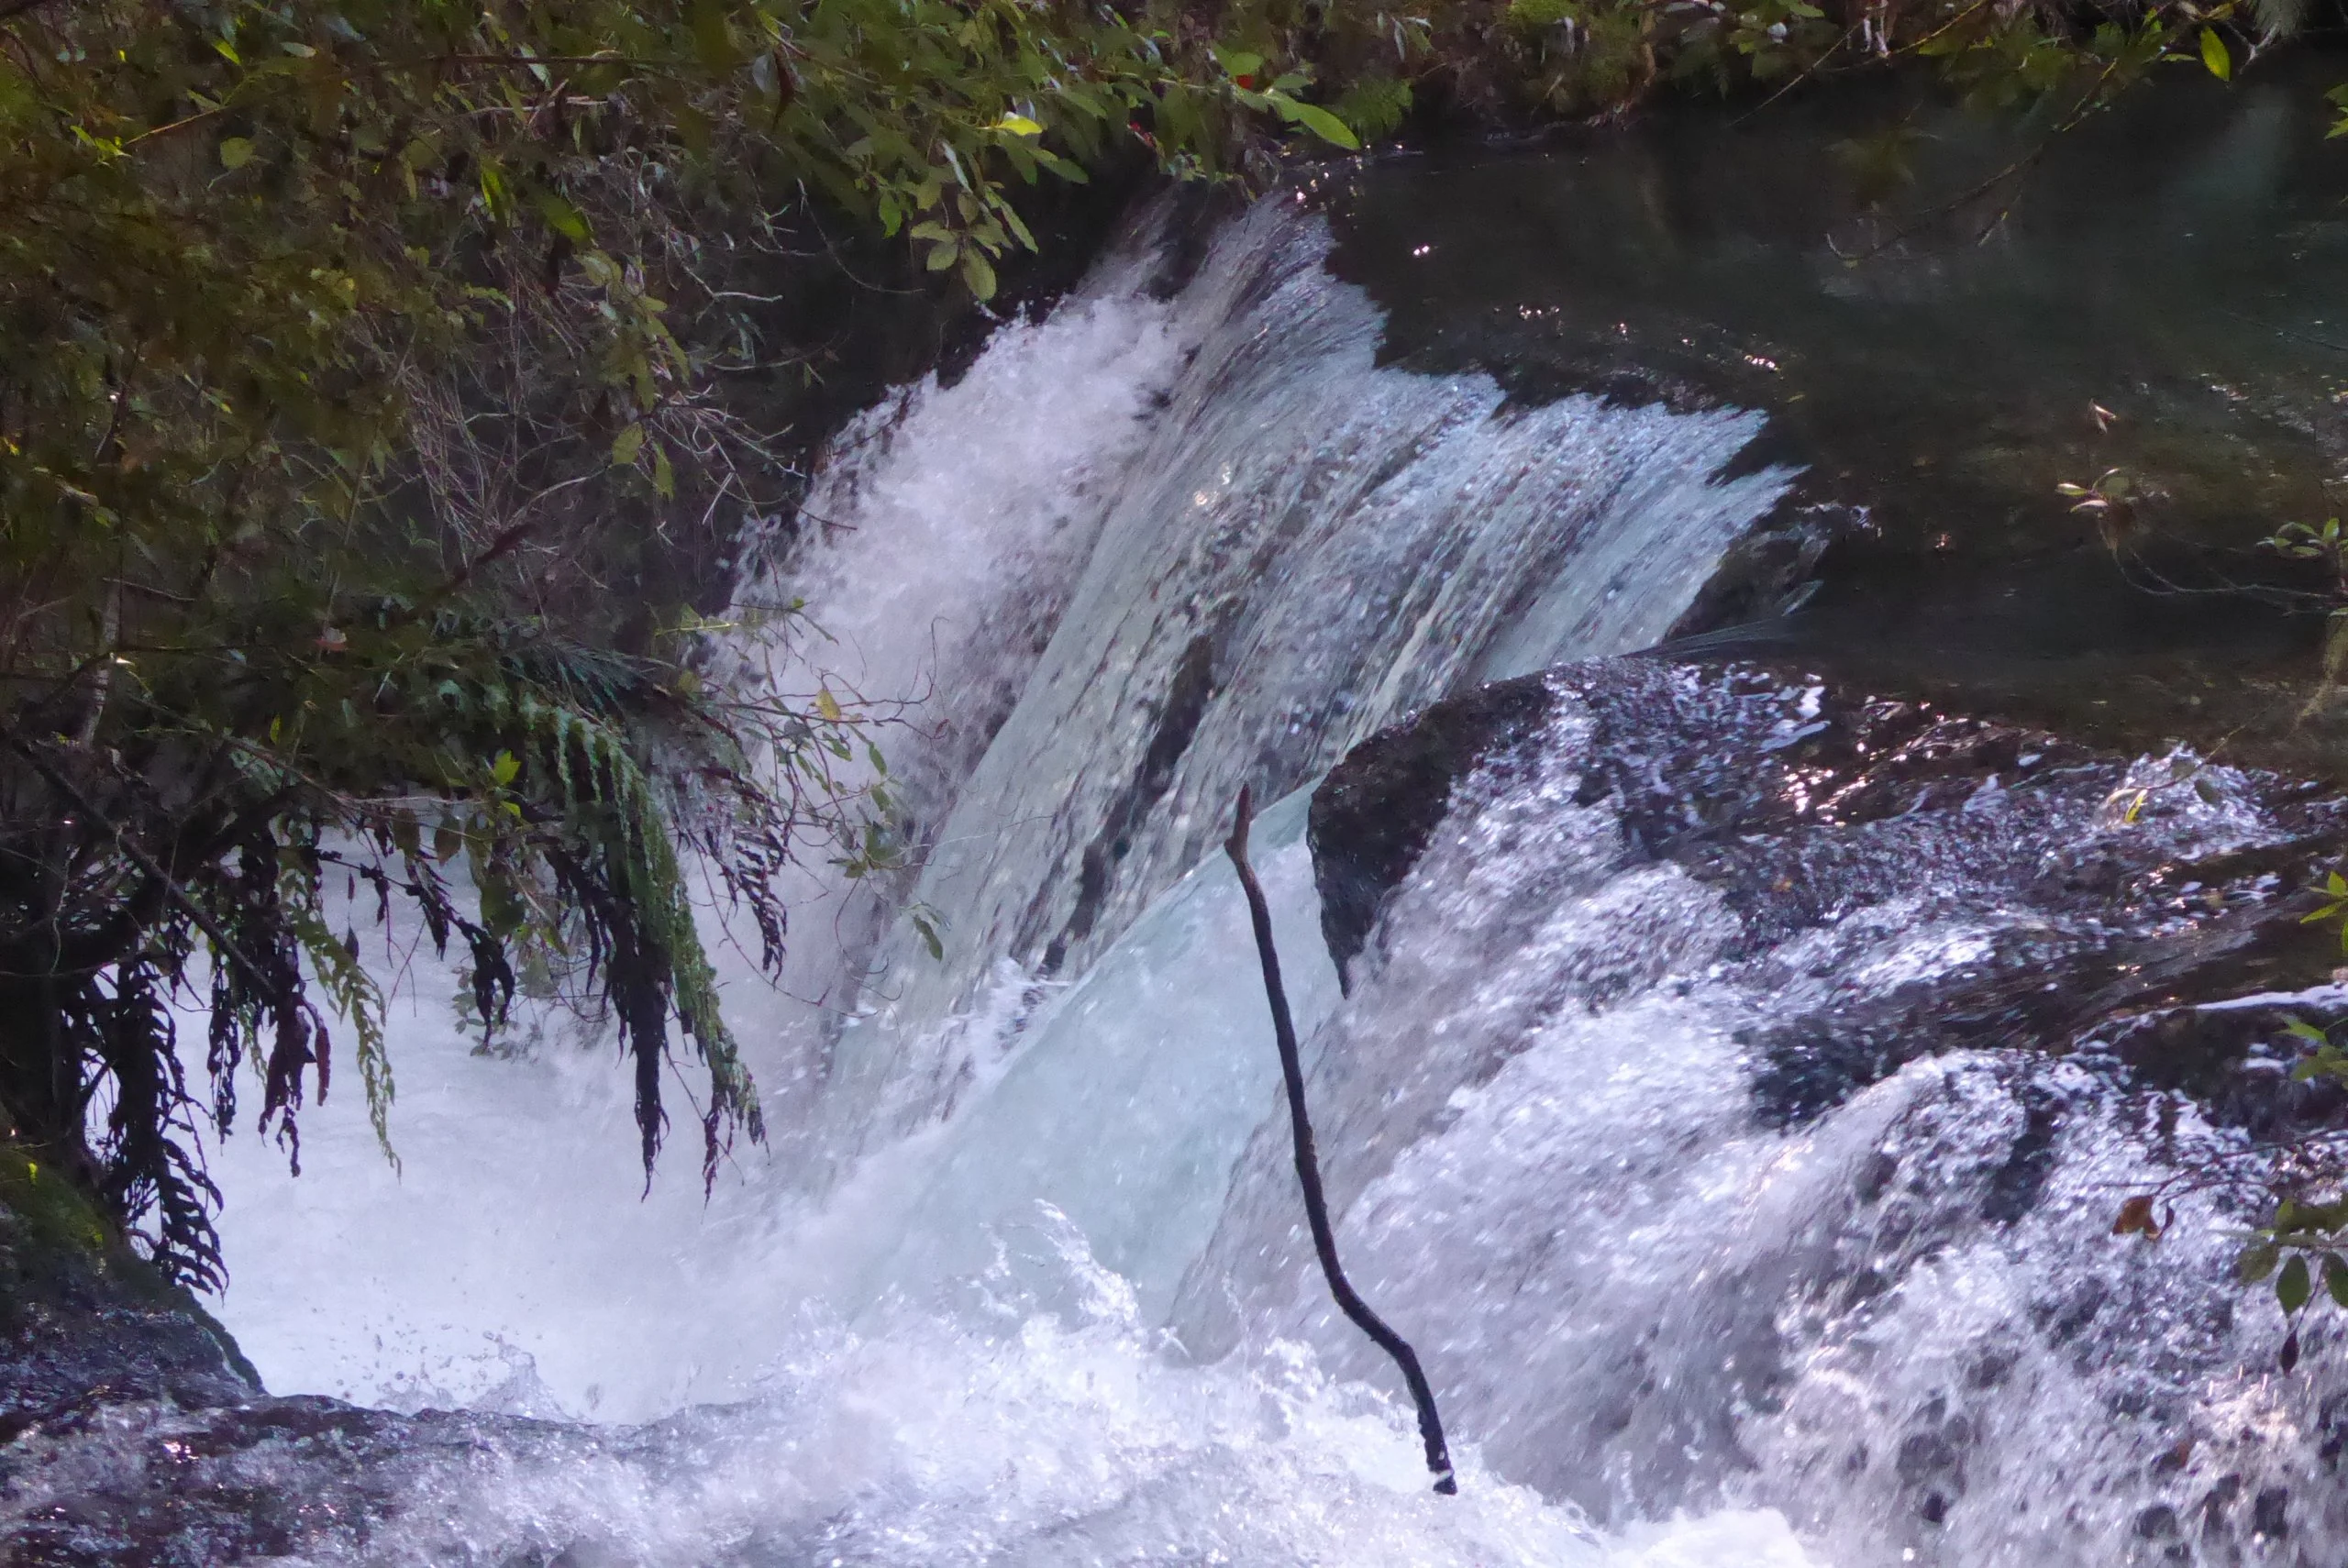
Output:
[{"xmin": 1224, "ymin": 783, "xmax": 1457, "ymax": 1496}]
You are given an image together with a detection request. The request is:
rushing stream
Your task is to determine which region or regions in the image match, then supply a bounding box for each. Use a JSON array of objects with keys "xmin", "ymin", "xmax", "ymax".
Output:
[{"xmin": 20, "ymin": 80, "xmax": 2348, "ymax": 1567}]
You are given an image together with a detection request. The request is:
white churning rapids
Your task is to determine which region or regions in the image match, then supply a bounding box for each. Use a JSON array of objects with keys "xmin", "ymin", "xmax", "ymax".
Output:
[{"xmin": 185, "ymin": 193, "xmax": 2298, "ymax": 1566}]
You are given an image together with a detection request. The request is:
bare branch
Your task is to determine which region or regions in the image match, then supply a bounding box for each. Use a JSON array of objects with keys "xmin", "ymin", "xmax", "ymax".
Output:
[{"xmin": 1224, "ymin": 783, "xmax": 1457, "ymax": 1496}]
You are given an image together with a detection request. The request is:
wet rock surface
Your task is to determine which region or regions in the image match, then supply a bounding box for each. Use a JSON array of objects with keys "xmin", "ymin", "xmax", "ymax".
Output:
[
  {"xmin": 1309, "ymin": 672, "xmax": 1552, "ymax": 990},
  {"xmin": 1249, "ymin": 657, "xmax": 2348, "ymax": 1561},
  {"xmin": 0, "ymin": 1155, "xmax": 257, "ymax": 1451},
  {"xmin": 1312, "ymin": 657, "xmax": 2348, "ymax": 1134},
  {"xmin": 1, "ymin": 1398, "xmax": 537, "ymax": 1567}
]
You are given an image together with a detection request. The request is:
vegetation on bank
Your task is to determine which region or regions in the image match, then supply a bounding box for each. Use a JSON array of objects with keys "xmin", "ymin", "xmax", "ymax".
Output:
[{"xmin": 0, "ymin": 0, "xmax": 1374, "ymax": 1288}]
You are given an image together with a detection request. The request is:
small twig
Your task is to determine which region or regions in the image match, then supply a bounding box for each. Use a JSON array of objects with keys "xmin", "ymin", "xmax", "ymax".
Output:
[
  {"xmin": 121, "ymin": 105, "xmax": 233, "ymax": 150},
  {"xmin": 1731, "ymin": 21, "xmax": 1864, "ymax": 127},
  {"xmin": 1224, "ymin": 783, "xmax": 1457, "ymax": 1496},
  {"xmin": 420, "ymin": 476, "xmax": 589, "ymax": 608}
]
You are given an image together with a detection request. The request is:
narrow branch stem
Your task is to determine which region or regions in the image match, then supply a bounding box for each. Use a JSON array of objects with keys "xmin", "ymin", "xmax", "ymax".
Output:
[
  {"xmin": 3, "ymin": 734, "xmax": 275, "ymax": 998},
  {"xmin": 1224, "ymin": 783, "xmax": 1456, "ymax": 1496}
]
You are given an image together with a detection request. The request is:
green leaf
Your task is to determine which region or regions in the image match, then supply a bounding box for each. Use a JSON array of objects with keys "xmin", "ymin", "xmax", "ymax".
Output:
[
  {"xmin": 2240, "ymin": 1242, "xmax": 2280, "ymax": 1283},
  {"xmin": 611, "ymin": 423, "xmax": 646, "ymax": 467},
  {"xmin": 2198, "ymin": 27, "xmax": 2231, "ymax": 80},
  {"xmin": 2286, "ymin": 1018, "xmax": 2330, "ymax": 1043},
  {"xmin": 651, "ymin": 442, "xmax": 675, "ymax": 500},
  {"xmin": 992, "ymin": 113, "xmax": 1045, "ymax": 136},
  {"xmin": 960, "ymin": 248, "xmax": 997, "ymax": 300},
  {"xmin": 217, "ymin": 136, "xmax": 255, "ymax": 171},
  {"xmin": 1271, "ymin": 94, "xmax": 1361, "ymax": 150},
  {"xmin": 491, "ymin": 750, "xmax": 520, "ymax": 787},
  {"xmin": 2324, "ymin": 1253, "xmax": 2348, "ymax": 1309},
  {"xmin": 2279, "ymin": 1253, "xmax": 2311, "ymax": 1313},
  {"xmin": 533, "ymin": 190, "xmax": 592, "ymax": 244}
]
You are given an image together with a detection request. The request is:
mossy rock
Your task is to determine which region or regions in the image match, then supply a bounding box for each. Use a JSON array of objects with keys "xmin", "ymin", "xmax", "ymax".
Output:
[{"xmin": 0, "ymin": 1143, "xmax": 259, "ymax": 1444}]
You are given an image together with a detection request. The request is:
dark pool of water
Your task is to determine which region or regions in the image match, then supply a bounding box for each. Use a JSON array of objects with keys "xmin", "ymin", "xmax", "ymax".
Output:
[{"xmin": 1327, "ymin": 61, "xmax": 2348, "ymax": 774}]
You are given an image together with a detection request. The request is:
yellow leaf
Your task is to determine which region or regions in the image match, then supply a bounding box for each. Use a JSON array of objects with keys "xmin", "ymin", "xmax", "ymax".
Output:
[
  {"xmin": 2199, "ymin": 27, "xmax": 2231, "ymax": 81},
  {"xmin": 992, "ymin": 114, "xmax": 1045, "ymax": 136},
  {"xmin": 218, "ymin": 136, "xmax": 255, "ymax": 170},
  {"xmin": 816, "ymin": 688, "xmax": 842, "ymax": 723}
]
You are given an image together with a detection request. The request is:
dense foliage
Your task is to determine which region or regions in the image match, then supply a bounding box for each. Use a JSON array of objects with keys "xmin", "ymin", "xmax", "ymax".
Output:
[
  {"xmin": 0, "ymin": 0, "xmax": 1381, "ymax": 1287},
  {"xmin": 1454, "ymin": 0, "xmax": 2303, "ymax": 121}
]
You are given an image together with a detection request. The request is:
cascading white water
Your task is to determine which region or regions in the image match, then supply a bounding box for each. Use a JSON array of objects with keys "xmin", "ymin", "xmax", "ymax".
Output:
[
  {"xmin": 158, "ymin": 197, "xmax": 2099, "ymax": 1567},
  {"xmin": 804, "ymin": 198, "xmax": 1792, "ymax": 1171},
  {"xmin": 1167, "ymin": 666, "xmax": 2346, "ymax": 1564},
  {"xmin": 203, "ymin": 191, "xmax": 1793, "ymax": 1411}
]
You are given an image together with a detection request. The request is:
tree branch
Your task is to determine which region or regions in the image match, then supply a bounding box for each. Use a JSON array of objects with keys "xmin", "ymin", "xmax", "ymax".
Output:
[
  {"xmin": 3, "ymin": 734, "xmax": 275, "ymax": 998},
  {"xmin": 1224, "ymin": 783, "xmax": 1457, "ymax": 1496}
]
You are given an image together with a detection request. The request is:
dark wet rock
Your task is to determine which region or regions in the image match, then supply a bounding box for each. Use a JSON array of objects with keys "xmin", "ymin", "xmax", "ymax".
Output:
[
  {"xmin": 0, "ymin": 1149, "xmax": 256, "ymax": 1450},
  {"xmin": 1308, "ymin": 671, "xmax": 1552, "ymax": 989},
  {"xmin": 1661, "ymin": 508, "xmax": 1840, "ymax": 643},
  {"xmin": 1310, "ymin": 658, "xmax": 2348, "ymax": 1132},
  {"xmin": 2321, "ymin": 1388, "xmax": 2348, "ymax": 1471},
  {"xmin": 2201, "ymin": 1471, "xmax": 2245, "ymax": 1533},
  {"xmin": 0, "ymin": 1396, "xmax": 570, "ymax": 1567}
]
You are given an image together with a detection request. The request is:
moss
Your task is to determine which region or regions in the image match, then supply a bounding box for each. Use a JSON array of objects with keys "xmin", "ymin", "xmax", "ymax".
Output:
[
  {"xmin": 0, "ymin": 1146, "xmax": 110, "ymax": 1267},
  {"xmin": 1504, "ymin": 0, "xmax": 1580, "ymax": 35},
  {"xmin": 0, "ymin": 1138, "xmax": 263, "ymax": 1405}
]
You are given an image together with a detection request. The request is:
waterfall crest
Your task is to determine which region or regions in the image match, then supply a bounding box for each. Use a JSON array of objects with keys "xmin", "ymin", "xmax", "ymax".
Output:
[{"xmin": 796, "ymin": 197, "xmax": 1792, "ymax": 1175}]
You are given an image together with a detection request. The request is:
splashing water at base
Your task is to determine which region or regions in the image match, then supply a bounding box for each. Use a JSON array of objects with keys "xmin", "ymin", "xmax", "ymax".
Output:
[{"xmin": 2, "ymin": 1205, "xmax": 1822, "ymax": 1568}]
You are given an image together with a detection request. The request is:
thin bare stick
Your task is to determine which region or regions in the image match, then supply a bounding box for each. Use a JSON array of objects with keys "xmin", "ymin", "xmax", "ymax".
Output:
[{"xmin": 1224, "ymin": 783, "xmax": 1457, "ymax": 1496}]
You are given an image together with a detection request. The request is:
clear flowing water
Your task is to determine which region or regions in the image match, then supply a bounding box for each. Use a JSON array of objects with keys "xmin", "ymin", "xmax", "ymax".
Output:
[{"xmin": 130, "ymin": 88, "xmax": 2348, "ymax": 1567}]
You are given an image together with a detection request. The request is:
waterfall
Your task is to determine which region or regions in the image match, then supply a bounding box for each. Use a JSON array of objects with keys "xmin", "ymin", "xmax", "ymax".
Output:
[
  {"xmin": 165, "ymin": 192, "xmax": 2314, "ymax": 1566},
  {"xmin": 795, "ymin": 195, "xmax": 1791, "ymax": 1176},
  {"xmin": 1175, "ymin": 663, "xmax": 2346, "ymax": 1562},
  {"xmin": 204, "ymin": 192, "xmax": 1790, "ymax": 1414}
]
